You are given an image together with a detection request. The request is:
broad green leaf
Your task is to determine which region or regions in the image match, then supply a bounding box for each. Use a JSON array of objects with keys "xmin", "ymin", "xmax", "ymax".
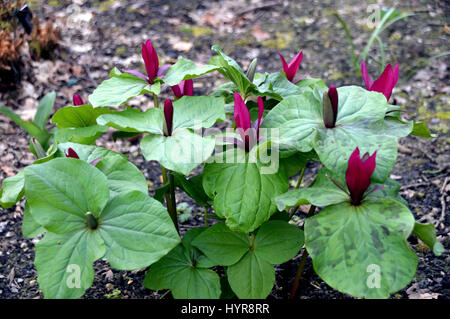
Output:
[
  {"xmin": 296, "ymin": 77, "xmax": 328, "ymax": 93},
  {"xmin": 210, "ymin": 45, "xmax": 255, "ymax": 95},
  {"xmin": 413, "ymin": 222, "xmax": 444, "ymax": 256},
  {"xmin": 89, "ymin": 68, "xmax": 160, "ymax": 108},
  {"xmin": 172, "ymin": 96, "xmax": 225, "ymax": 130},
  {"xmin": 95, "ymin": 155, "xmax": 148, "ymax": 197},
  {"xmin": 34, "ymin": 229, "xmax": 105, "ymax": 299},
  {"xmin": 34, "ymin": 91, "xmax": 56, "ymax": 130},
  {"xmin": 171, "ymin": 267, "xmax": 221, "ymax": 299},
  {"xmin": 22, "ymin": 202, "xmax": 45, "ymax": 238},
  {"xmin": 141, "ymin": 129, "xmax": 215, "ymax": 176},
  {"xmin": 255, "ymin": 72, "xmax": 305, "ymax": 100},
  {"xmin": 143, "ymin": 244, "xmax": 221, "ymax": 299},
  {"xmin": 305, "ymin": 200, "xmax": 417, "ymax": 298},
  {"xmin": 227, "ymin": 250, "xmax": 275, "ymax": 299},
  {"xmin": 163, "ymin": 58, "xmax": 220, "ymax": 86},
  {"xmin": 262, "ymin": 87, "xmax": 399, "ymax": 182},
  {"xmin": 192, "ymin": 222, "xmax": 251, "ymax": 266},
  {"xmin": 0, "ymin": 106, "xmax": 50, "ymax": 145},
  {"xmin": 203, "ymin": 157, "xmax": 289, "ymax": 232},
  {"xmin": 24, "ymin": 158, "xmax": 110, "ymax": 233},
  {"xmin": 254, "ymin": 220, "xmax": 304, "ymax": 264},
  {"xmin": 98, "ymin": 191, "xmax": 180, "ymax": 270},
  {"xmin": 96, "ymin": 107, "xmax": 164, "ymax": 134},
  {"xmin": 54, "ymin": 125, "xmax": 108, "ymax": 145},
  {"xmin": 275, "ymin": 168, "xmax": 349, "ymax": 210},
  {"xmin": 52, "ymin": 105, "xmax": 112, "ymax": 129},
  {"xmin": 0, "ymin": 170, "xmax": 25, "ymax": 209}
]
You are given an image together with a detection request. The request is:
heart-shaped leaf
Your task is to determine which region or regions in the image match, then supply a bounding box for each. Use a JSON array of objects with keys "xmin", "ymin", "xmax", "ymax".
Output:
[
  {"xmin": 24, "ymin": 158, "xmax": 110, "ymax": 233},
  {"xmin": 305, "ymin": 199, "xmax": 417, "ymax": 298}
]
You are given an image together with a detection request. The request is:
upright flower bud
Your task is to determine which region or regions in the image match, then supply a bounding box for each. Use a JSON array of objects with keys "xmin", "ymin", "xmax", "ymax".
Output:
[
  {"xmin": 163, "ymin": 99, "xmax": 174, "ymax": 136},
  {"xmin": 345, "ymin": 147, "xmax": 377, "ymax": 206},
  {"xmin": 142, "ymin": 39, "xmax": 159, "ymax": 83},
  {"xmin": 246, "ymin": 58, "xmax": 258, "ymax": 82},
  {"xmin": 73, "ymin": 94, "xmax": 84, "ymax": 106},
  {"xmin": 323, "ymin": 86, "xmax": 338, "ymax": 128}
]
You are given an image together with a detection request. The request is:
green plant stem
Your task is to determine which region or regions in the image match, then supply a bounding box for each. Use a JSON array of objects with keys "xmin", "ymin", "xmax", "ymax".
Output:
[
  {"xmin": 288, "ymin": 165, "xmax": 306, "ymax": 219},
  {"xmin": 153, "ymin": 93, "xmax": 159, "ymax": 108},
  {"xmin": 161, "ymin": 165, "xmax": 179, "ymax": 233},
  {"xmin": 250, "ymin": 233, "xmax": 255, "ymax": 250},
  {"xmin": 289, "ymin": 205, "xmax": 316, "ymax": 299},
  {"xmin": 204, "ymin": 206, "xmax": 209, "ymax": 227}
]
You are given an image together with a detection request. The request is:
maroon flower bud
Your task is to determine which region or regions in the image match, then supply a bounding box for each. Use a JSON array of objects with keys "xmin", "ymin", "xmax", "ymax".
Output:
[
  {"xmin": 323, "ymin": 86, "xmax": 338, "ymax": 128},
  {"xmin": 142, "ymin": 39, "xmax": 159, "ymax": 83},
  {"xmin": 163, "ymin": 99, "xmax": 173, "ymax": 136},
  {"xmin": 345, "ymin": 147, "xmax": 377, "ymax": 206},
  {"xmin": 73, "ymin": 94, "xmax": 84, "ymax": 106}
]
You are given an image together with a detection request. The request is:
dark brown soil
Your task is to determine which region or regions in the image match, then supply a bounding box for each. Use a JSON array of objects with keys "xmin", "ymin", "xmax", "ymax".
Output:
[{"xmin": 0, "ymin": 0, "xmax": 448, "ymax": 299}]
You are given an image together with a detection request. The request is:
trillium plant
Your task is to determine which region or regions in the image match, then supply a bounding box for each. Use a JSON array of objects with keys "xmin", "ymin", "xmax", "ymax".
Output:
[{"xmin": 0, "ymin": 39, "xmax": 443, "ymax": 300}]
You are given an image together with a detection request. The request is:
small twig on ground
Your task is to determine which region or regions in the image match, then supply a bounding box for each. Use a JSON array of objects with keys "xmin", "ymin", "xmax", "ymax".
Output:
[{"xmin": 236, "ymin": 1, "xmax": 279, "ymax": 16}]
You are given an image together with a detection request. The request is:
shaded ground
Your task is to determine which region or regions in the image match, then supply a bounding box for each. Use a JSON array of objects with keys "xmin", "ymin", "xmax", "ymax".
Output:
[{"xmin": 0, "ymin": 0, "xmax": 448, "ymax": 299}]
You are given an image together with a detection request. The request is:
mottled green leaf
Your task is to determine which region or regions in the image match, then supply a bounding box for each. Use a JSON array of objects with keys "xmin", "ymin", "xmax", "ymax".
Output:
[{"xmin": 305, "ymin": 199, "xmax": 417, "ymax": 298}]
